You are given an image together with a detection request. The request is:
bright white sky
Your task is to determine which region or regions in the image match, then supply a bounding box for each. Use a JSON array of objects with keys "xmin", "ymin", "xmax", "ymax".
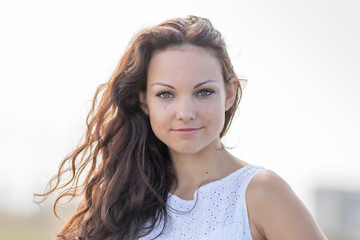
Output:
[{"xmin": 0, "ymin": 0, "xmax": 359, "ymax": 217}]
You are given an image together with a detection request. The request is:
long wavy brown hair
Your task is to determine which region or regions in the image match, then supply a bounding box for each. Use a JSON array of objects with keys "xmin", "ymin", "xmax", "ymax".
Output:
[{"xmin": 35, "ymin": 15, "xmax": 243, "ymax": 240}]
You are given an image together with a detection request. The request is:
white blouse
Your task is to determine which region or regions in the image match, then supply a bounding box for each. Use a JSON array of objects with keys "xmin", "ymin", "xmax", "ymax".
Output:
[{"xmin": 139, "ymin": 165, "xmax": 265, "ymax": 240}]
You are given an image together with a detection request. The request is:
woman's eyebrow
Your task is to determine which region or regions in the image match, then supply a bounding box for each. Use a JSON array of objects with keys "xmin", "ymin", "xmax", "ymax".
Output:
[
  {"xmin": 151, "ymin": 82, "xmax": 175, "ymax": 89},
  {"xmin": 194, "ymin": 79, "xmax": 217, "ymax": 89},
  {"xmin": 151, "ymin": 79, "xmax": 218, "ymax": 89}
]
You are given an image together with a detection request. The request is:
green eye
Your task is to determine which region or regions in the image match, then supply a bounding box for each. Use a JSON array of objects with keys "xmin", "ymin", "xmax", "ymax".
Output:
[
  {"xmin": 157, "ymin": 92, "xmax": 173, "ymax": 99},
  {"xmin": 197, "ymin": 89, "xmax": 213, "ymax": 96}
]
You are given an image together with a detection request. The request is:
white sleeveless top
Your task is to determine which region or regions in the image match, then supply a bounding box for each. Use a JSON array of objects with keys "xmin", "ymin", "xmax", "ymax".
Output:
[{"xmin": 139, "ymin": 165, "xmax": 265, "ymax": 240}]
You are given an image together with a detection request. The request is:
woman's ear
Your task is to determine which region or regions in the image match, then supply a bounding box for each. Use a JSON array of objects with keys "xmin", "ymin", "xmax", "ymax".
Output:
[
  {"xmin": 139, "ymin": 91, "xmax": 149, "ymax": 115},
  {"xmin": 225, "ymin": 77, "xmax": 237, "ymax": 111}
]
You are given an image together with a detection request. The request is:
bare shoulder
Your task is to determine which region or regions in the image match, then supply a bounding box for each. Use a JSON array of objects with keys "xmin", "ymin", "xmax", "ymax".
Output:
[
  {"xmin": 247, "ymin": 170, "xmax": 294, "ymax": 203},
  {"xmin": 246, "ymin": 170, "xmax": 328, "ymax": 240}
]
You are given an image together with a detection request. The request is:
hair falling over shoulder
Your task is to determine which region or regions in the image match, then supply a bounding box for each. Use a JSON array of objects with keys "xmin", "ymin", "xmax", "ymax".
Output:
[{"xmin": 35, "ymin": 15, "xmax": 243, "ymax": 240}]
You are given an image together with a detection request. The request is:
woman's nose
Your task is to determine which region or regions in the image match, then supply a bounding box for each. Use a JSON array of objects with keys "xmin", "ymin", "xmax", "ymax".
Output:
[{"xmin": 175, "ymin": 97, "xmax": 196, "ymax": 121}]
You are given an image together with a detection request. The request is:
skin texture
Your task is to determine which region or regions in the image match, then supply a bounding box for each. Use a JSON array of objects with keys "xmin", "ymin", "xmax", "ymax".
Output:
[
  {"xmin": 141, "ymin": 45, "xmax": 327, "ymax": 239},
  {"xmin": 247, "ymin": 170, "xmax": 328, "ymax": 240},
  {"xmin": 144, "ymin": 45, "xmax": 232, "ymax": 155}
]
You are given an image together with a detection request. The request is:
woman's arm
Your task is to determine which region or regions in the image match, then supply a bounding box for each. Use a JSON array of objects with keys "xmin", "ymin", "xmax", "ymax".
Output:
[{"xmin": 246, "ymin": 170, "xmax": 328, "ymax": 240}]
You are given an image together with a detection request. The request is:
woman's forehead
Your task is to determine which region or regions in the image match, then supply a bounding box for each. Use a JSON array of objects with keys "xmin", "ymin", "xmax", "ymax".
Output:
[
  {"xmin": 147, "ymin": 45, "xmax": 223, "ymax": 86},
  {"xmin": 152, "ymin": 44, "xmax": 217, "ymax": 56}
]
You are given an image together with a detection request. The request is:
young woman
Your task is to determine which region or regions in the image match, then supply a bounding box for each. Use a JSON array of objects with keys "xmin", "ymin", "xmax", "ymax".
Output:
[{"xmin": 36, "ymin": 16, "xmax": 327, "ymax": 240}]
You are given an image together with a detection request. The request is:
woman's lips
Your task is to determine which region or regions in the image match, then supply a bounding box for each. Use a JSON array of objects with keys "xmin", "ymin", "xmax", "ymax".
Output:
[{"xmin": 172, "ymin": 128, "xmax": 203, "ymax": 136}]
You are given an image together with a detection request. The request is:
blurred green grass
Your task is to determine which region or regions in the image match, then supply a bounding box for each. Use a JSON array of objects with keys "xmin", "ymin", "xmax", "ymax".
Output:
[
  {"xmin": 0, "ymin": 201, "xmax": 77, "ymax": 240},
  {"xmin": 0, "ymin": 227, "xmax": 51, "ymax": 240}
]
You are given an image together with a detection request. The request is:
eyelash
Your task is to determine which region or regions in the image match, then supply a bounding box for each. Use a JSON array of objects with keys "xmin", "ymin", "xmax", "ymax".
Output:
[
  {"xmin": 156, "ymin": 91, "xmax": 174, "ymax": 99},
  {"xmin": 156, "ymin": 89, "xmax": 214, "ymax": 99},
  {"xmin": 197, "ymin": 89, "xmax": 214, "ymax": 97}
]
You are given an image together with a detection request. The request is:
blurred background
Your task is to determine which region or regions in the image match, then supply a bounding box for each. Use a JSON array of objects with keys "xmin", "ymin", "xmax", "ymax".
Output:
[{"xmin": 0, "ymin": 0, "xmax": 359, "ymax": 239}]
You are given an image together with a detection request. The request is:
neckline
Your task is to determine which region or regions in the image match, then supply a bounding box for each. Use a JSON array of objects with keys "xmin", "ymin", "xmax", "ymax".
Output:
[{"xmin": 167, "ymin": 164, "xmax": 253, "ymax": 203}]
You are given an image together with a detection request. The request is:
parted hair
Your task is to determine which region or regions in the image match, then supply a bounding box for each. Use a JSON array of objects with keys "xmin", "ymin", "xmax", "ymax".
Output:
[{"xmin": 35, "ymin": 15, "xmax": 243, "ymax": 240}]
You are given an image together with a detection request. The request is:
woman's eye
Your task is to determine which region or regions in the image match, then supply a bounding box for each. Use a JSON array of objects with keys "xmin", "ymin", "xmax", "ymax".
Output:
[
  {"xmin": 156, "ymin": 92, "xmax": 173, "ymax": 99},
  {"xmin": 197, "ymin": 89, "xmax": 214, "ymax": 97}
]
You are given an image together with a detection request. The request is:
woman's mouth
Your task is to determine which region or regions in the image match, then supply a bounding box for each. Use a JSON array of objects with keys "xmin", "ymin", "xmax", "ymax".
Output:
[{"xmin": 172, "ymin": 128, "xmax": 203, "ymax": 136}]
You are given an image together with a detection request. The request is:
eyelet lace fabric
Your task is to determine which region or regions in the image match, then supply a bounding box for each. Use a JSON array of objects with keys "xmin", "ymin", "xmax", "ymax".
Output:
[{"xmin": 139, "ymin": 165, "xmax": 265, "ymax": 240}]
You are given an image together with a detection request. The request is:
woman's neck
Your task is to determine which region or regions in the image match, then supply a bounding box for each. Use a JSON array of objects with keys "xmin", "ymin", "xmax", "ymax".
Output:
[{"xmin": 169, "ymin": 139, "xmax": 247, "ymax": 200}]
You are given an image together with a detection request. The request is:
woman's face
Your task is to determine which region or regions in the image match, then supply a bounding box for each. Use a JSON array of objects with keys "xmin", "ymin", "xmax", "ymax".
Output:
[{"xmin": 142, "ymin": 45, "xmax": 234, "ymax": 155}]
